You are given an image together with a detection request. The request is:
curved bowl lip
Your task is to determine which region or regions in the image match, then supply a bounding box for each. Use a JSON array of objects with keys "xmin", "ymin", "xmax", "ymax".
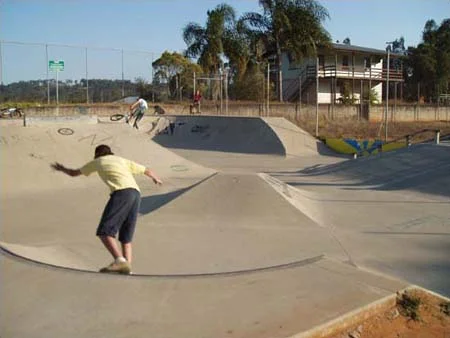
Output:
[{"xmin": 0, "ymin": 242, "xmax": 324, "ymax": 279}]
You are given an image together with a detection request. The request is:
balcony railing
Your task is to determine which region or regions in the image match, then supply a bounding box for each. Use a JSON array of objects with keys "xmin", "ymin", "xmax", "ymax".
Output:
[{"xmin": 306, "ymin": 65, "xmax": 403, "ymax": 81}]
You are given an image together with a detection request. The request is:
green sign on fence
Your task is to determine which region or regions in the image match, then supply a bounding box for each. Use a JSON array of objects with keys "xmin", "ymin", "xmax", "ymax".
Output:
[{"xmin": 49, "ymin": 60, "xmax": 64, "ymax": 71}]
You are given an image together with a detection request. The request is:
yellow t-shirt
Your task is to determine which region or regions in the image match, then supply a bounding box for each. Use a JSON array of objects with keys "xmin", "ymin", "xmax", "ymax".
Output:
[{"xmin": 80, "ymin": 155, "xmax": 146, "ymax": 193}]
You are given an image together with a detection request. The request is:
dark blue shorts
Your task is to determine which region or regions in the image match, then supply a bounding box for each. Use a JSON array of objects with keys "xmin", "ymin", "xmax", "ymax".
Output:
[{"xmin": 96, "ymin": 188, "xmax": 141, "ymax": 243}]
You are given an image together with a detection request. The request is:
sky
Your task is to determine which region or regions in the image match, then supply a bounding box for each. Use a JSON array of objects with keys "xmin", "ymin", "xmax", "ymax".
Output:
[{"xmin": 1, "ymin": 0, "xmax": 449, "ymax": 84}]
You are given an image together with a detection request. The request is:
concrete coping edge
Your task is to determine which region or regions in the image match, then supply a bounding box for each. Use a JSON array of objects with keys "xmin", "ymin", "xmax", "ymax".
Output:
[{"xmin": 24, "ymin": 115, "xmax": 98, "ymax": 126}]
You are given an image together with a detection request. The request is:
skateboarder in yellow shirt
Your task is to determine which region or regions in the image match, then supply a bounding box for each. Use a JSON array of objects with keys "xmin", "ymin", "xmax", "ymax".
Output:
[{"xmin": 51, "ymin": 144, "xmax": 162, "ymax": 274}]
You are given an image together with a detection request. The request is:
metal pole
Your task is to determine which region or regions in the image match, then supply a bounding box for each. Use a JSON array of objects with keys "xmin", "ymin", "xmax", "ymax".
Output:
[
  {"xmin": 151, "ymin": 52, "xmax": 154, "ymax": 84},
  {"xmin": 385, "ymin": 48, "xmax": 390, "ymax": 142},
  {"xmin": 299, "ymin": 75, "xmax": 302, "ymax": 105},
  {"xmin": 46, "ymin": 44, "xmax": 49, "ymax": 104},
  {"xmin": 394, "ymin": 81, "xmax": 397, "ymax": 120},
  {"xmin": 299, "ymin": 74, "xmax": 302, "ymax": 118},
  {"xmin": 220, "ymin": 72, "xmax": 223, "ymax": 115},
  {"xmin": 56, "ymin": 68, "xmax": 59, "ymax": 106},
  {"xmin": 315, "ymin": 56, "xmax": 319, "ymax": 137},
  {"xmin": 360, "ymin": 79, "xmax": 363, "ymax": 120},
  {"xmin": 417, "ymin": 82, "xmax": 420, "ymax": 103},
  {"xmin": 261, "ymin": 69, "xmax": 264, "ymax": 116},
  {"xmin": 0, "ymin": 41, "xmax": 3, "ymax": 85},
  {"xmin": 267, "ymin": 63, "xmax": 270, "ymax": 116},
  {"xmin": 121, "ymin": 49, "xmax": 124, "ymax": 98},
  {"xmin": 85, "ymin": 48, "xmax": 89, "ymax": 104},
  {"xmin": 225, "ymin": 71, "xmax": 228, "ymax": 115},
  {"xmin": 280, "ymin": 70, "xmax": 283, "ymax": 102},
  {"xmin": 193, "ymin": 72, "xmax": 196, "ymax": 97},
  {"xmin": 179, "ymin": 74, "xmax": 182, "ymax": 101}
]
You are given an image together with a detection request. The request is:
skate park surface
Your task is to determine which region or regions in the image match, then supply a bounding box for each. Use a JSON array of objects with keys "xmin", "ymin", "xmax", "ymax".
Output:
[{"xmin": 1, "ymin": 115, "xmax": 449, "ymax": 338}]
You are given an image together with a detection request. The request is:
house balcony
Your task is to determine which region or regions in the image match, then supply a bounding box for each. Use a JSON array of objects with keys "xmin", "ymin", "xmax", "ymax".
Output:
[{"xmin": 304, "ymin": 65, "xmax": 404, "ymax": 82}]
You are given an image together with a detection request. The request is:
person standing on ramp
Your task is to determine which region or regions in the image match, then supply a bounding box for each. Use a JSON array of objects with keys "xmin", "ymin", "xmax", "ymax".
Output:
[{"xmin": 51, "ymin": 144, "xmax": 163, "ymax": 274}]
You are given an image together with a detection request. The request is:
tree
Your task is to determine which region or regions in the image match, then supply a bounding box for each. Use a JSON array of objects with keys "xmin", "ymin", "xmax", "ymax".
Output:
[
  {"xmin": 222, "ymin": 23, "xmax": 251, "ymax": 82},
  {"xmin": 404, "ymin": 19, "xmax": 450, "ymax": 102},
  {"xmin": 343, "ymin": 37, "xmax": 351, "ymax": 45},
  {"xmin": 183, "ymin": 4, "xmax": 236, "ymax": 75},
  {"xmin": 152, "ymin": 51, "xmax": 201, "ymax": 100},
  {"xmin": 0, "ymin": 79, "xmax": 138, "ymax": 104},
  {"xmin": 183, "ymin": 4, "xmax": 237, "ymax": 101},
  {"xmin": 240, "ymin": 0, "xmax": 331, "ymax": 101}
]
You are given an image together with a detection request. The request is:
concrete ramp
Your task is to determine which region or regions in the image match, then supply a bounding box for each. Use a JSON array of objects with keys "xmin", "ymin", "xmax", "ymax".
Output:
[
  {"xmin": 152, "ymin": 115, "xmax": 294, "ymax": 155},
  {"xmin": 1, "ymin": 170, "xmax": 347, "ymax": 275},
  {"xmin": 0, "ymin": 123, "xmax": 215, "ymax": 196},
  {"xmin": 4, "ymin": 118, "xmax": 442, "ymax": 338},
  {"xmin": 261, "ymin": 117, "xmax": 326, "ymax": 156},
  {"xmin": 268, "ymin": 143, "xmax": 450, "ymax": 296},
  {"xmin": 273, "ymin": 143, "xmax": 450, "ymax": 198}
]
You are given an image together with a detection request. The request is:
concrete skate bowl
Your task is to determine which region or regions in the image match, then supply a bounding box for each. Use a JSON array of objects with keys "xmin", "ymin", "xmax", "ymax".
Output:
[
  {"xmin": 1, "ymin": 122, "xmax": 241, "ymax": 274},
  {"xmin": 0, "ymin": 169, "xmax": 339, "ymax": 276},
  {"xmin": 151, "ymin": 115, "xmax": 326, "ymax": 156},
  {"xmin": 0, "ymin": 121, "xmax": 343, "ymax": 276},
  {"xmin": 270, "ymin": 143, "xmax": 450, "ymax": 198},
  {"xmin": 266, "ymin": 143, "xmax": 450, "ymax": 296}
]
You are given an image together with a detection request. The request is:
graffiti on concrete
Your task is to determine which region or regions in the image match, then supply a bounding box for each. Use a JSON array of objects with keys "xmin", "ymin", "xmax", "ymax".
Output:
[{"xmin": 326, "ymin": 138, "xmax": 406, "ymax": 156}]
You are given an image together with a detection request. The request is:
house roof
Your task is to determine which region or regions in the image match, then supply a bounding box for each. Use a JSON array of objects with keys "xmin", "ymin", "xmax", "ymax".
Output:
[{"xmin": 325, "ymin": 43, "xmax": 403, "ymax": 57}]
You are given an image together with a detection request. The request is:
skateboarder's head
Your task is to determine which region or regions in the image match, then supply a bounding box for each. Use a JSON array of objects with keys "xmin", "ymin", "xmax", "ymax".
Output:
[{"xmin": 94, "ymin": 144, "xmax": 114, "ymax": 159}]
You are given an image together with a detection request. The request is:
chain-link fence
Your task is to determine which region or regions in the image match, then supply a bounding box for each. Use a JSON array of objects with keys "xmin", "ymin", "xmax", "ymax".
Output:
[
  {"xmin": 0, "ymin": 40, "xmax": 160, "ymax": 104},
  {"xmin": 1, "ymin": 40, "xmax": 448, "ymax": 120}
]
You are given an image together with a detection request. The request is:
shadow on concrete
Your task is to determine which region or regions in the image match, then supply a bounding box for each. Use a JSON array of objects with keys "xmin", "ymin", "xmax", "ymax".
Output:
[
  {"xmin": 364, "ymin": 240, "xmax": 450, "ymax": 297},
  {"xmin": 268, "ymin": 144, "xmax": 450, "ymax": 199},
  {"xmin": 139, "ymin": 173, "xmax": 217, "ymax": 215},
  {"xmin": 152, "ymin": 116, "xmax": 286, "ymax": 155},
  {"xmin": 140, "ymin": 188, "xmax": 189, "ymax": 215}
]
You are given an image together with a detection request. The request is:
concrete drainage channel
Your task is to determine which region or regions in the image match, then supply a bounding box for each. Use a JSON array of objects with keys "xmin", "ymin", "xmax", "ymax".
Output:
[{"xmin": 289, "ymin": 286, "xmax": 450, "ymax": 338}]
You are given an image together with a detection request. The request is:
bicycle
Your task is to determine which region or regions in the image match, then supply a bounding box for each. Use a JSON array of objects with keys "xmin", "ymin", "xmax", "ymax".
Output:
[
  {"xmin": 110, "ymin": 113, "xmax": 129, "ymax": 122},
  {"xmin": 110, "ymin": 108, "xmax": 138, "ymax": 123},
  {"xmin": 1, "ymin": 107, "xmax": 23, "ymax": 118}
]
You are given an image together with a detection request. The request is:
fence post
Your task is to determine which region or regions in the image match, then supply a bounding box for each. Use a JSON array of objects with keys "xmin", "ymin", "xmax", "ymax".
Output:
[{"xmin": 435, "ymin": 130, "xmax": 440, "ymax": 145}]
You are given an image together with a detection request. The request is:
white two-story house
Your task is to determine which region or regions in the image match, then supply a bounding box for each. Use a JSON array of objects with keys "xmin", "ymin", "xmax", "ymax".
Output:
[{"xmin": 281, "ymin": 43, "xmax": 404, "ymax": 107}]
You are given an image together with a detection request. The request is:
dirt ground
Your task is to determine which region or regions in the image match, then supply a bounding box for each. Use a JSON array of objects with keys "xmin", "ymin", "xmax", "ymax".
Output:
[
  {"xmin": 297, "ymin": 119, "xmax": 450, "ymax": 143},
  {"xmin": 325, "ymin": 289, "xmax": 450, "ymax": 338}
]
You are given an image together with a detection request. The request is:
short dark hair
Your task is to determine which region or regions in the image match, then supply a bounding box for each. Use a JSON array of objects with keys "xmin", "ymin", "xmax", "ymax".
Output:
[{"xmin": 94, "ymin": 144, "xmax": 114, "ymax": 158}]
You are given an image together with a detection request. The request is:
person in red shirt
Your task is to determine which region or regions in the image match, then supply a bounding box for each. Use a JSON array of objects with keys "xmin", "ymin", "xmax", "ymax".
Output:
[{"xmin": 190, "ymin": 90, "xmax": 202, "ymax": 114}]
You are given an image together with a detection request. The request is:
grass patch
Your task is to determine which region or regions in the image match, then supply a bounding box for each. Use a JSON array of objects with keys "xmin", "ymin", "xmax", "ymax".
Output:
[
  {"xmin": 397, "ymin": 292, "xmax": 422, "ymax": 321},
  {"xmin": 440, "ymin": 302, "xmax": 450, "ymax": 316}
]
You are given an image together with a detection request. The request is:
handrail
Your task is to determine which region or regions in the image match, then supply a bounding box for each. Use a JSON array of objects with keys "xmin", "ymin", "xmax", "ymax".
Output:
[
  {"xmin": 386, "ymin": 128, "xmax": 441, "ymax": 146},
  {"xmin": 353, "ymin": 129, "xmax": 442, "ymax": 158}
]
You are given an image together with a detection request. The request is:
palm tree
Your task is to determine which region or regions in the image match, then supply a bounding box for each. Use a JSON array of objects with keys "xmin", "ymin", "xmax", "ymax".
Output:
[
  {"xmin": 241, "ymin": 0, "xmax": 331, "ymax": 101},
  {"xmin": 183, "ymin": 4, "xmax": 236, "ymax": 75}
]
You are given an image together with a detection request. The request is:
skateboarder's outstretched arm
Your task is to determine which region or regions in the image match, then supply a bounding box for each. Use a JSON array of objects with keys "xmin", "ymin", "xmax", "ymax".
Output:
[
  {"xmin": 51, "ymin": 162, "xmax": 82, "ymax": 177},
  {"xmin": 144, "ymin": 168, "xmax": 163, "ymax": 185}
]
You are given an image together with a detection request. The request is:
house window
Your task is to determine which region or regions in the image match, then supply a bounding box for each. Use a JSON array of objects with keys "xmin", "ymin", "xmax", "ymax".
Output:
[
  {"xmin": 364, "ymin": 57, "xmax": 371, "ymax": 69},
  {"xmin": 342, "ymin": 55, "xmax": 349, "ymax": 68}
]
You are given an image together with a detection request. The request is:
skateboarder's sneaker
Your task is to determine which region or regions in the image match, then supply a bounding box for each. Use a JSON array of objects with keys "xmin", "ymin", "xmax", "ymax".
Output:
[{"xmin": 99, "ymin": 261, "xmax": 131, "ymax": 275}]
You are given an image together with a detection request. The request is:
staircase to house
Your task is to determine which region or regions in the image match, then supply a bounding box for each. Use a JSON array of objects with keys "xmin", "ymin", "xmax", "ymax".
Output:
[{"xmin": 283, "ymin": 64, "xmax": 316, "ymax": 102}]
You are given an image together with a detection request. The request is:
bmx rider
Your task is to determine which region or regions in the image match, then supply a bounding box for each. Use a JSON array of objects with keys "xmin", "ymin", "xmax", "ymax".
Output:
[{"xmin": 127, "ymin": 97, "xmax": 148, "ymax": 129}]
